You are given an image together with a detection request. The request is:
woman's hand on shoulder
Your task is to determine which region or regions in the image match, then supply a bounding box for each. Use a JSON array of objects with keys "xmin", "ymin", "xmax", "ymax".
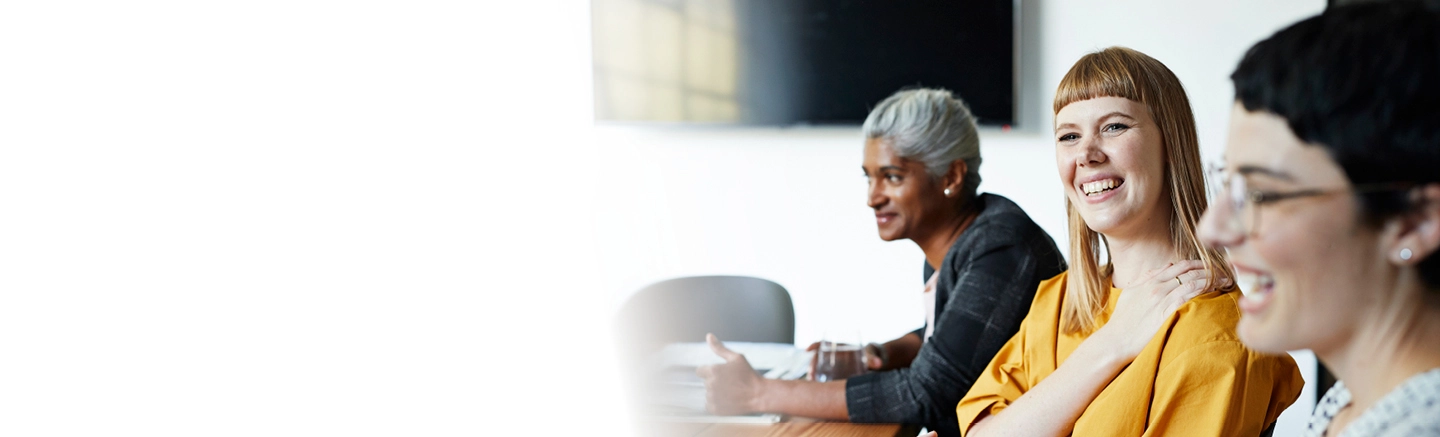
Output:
[{"xmin": 1093, "ymin": 260, "xmax": 1225, "ymax": 361}]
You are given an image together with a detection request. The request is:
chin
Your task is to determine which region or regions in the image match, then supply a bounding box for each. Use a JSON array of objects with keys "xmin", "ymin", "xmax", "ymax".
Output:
[
  {"xmin": 876, "ymin": 228, "xmax": 903, "ymax": 242},
  {"xmin": 1072, "ymin": 200, "xmax": 1142, "ymax": 235},
  {"xmin": 1079, "ymin": 216, "xmax": 1122, "ymax": 235},
  {"xmin": 1072, "ymin": 207, "xmax": 1119, "ymax": 233}
]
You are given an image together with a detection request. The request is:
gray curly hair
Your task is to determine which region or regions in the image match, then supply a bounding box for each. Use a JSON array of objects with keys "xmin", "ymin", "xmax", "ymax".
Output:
[{"xmin": 861, "ymin": 88, "xmax": 983, "ymax": 199}]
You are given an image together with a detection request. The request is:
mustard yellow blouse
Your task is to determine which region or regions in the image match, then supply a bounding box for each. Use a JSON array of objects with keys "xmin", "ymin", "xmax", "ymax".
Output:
[{"xmin": 956, "ymin": 271, "xmax": 1304, "ymax": 436}]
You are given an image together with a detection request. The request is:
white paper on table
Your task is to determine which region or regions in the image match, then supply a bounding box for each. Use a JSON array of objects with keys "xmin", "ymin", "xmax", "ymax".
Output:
[{"xmin": 651, "ymin": 341, "xmax": 808, "ymax": 379}]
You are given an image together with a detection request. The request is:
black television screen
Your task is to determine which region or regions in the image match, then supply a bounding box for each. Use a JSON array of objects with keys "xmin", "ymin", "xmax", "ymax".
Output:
[{"xmin": 592, "ymin": 0, "xmax": 1016, "ymax": 127}]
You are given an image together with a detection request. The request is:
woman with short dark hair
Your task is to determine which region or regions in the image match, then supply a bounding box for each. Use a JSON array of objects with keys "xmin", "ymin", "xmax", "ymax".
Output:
[{"xmin": 1201, "ymin": 2, "xmax": 1440, "ymax": 435}]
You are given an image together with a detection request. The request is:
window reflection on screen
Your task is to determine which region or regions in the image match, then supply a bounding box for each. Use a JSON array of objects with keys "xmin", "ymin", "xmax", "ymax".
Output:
[
  {"xmin": 591, "ymin": 0, "xmax": 1015, "ymax": 127},
  {"xmin": 593, "ymin": 0, "xmax": 742, "ymax": 123}
]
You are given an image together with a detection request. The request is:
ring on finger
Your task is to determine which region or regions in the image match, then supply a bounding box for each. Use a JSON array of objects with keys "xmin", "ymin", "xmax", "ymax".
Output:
[{"xmin": 1176, "ymin": 275, "xmax": 1184, "ymax": 285}]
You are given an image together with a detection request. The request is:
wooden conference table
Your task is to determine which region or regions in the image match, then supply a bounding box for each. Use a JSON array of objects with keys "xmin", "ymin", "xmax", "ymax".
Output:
[{"xmin": 639, "ymin": 418, "xmax": 919, "ymax": 437}]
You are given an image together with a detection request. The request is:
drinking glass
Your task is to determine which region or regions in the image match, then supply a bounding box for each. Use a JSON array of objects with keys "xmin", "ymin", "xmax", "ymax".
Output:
[{"xmin": 813, "ymin": 334, "xmax": 868, "ymax": 382}]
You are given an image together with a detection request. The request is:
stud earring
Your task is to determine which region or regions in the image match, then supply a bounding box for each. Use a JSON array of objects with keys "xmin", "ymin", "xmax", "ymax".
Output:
[
  {"xmin": 944, "ymin": 188, "xmax": 952, "ymax": 197},
  {"xmin": 1401, "ymin": 248, "xmax": 1413, "ymax": 261}
]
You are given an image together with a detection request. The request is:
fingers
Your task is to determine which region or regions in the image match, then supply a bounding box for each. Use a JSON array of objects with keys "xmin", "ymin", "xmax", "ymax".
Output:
[
  {"xmin": 704, "ymin": 387, "xmax": 721, "ymax": 414},
  {"xmin": 1182, "ymin": 278, "xmax": 1210, "ymax": 300},
  {"xmin": 707, "ymin": 333, "xmax": 742, "ymax": 362},
  {"xmin": 1139, "ymin": 262, "xmax": 1175, "ymax": 282},
  {"xmin": 805, "ymin": 341, "xmax": 821, "ymax": 352},
  {"xmin": 1166, "ymin": 276, "xmax": 1215, "ymax": 312},
  {"xmin": 1156, "ymin": 260, "xmax": 1205, "ymax": 282},
  {"xmin": 1141, "ymin": 259, "xmax": 1201, "ymax": 280},
  {"xmin": 1177, "ymin": 269, "xmax": 1206, "ymax": 288},
  {"xmin": 696, "ymin": 364, "xmax": 713, "ymax": 379},
  {"xmin": 918, "ymin": 432, "xmax": 938, "ymax": 437},
  {"xmin": 864, "ymin": 343, "xmax": 885, "ymax": 370},
  {"xmin": 1151, "ymin": 260, "xmax": 1206, "ymax": 292},
  {"xmin": 1176, "ymin": 269, "xmax": 1230, "ymax": 293}
]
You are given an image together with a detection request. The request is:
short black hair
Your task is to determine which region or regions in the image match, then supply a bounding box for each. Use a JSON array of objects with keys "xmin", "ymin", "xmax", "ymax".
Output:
[{"xmin": 1232, "ymin": 0, "xmax": 1440, "ymax": 289}]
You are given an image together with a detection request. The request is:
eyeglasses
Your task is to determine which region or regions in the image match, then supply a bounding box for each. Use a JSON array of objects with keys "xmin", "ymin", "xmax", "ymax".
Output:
[{"xmin": 1206, "ymin": 165, "xmax": 1413, "ymax": 237}]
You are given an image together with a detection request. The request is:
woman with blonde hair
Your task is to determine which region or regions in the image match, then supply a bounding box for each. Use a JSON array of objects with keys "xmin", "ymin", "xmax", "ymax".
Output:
[{"xmin": 951, "ymin": 47, "xmax": 1303, "ymax": 436}]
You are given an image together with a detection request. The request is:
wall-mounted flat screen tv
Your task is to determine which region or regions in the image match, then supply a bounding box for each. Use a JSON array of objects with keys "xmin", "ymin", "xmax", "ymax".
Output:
[{"xmin": 592, "ymin": 0, "xmax": 1016, "ymax": 127}]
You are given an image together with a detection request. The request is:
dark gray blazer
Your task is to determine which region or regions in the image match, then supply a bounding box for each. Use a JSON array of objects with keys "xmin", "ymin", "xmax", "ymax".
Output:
[{"xmin": 845, "ymin": 193, "xmax": 1066, "ymax": 437}]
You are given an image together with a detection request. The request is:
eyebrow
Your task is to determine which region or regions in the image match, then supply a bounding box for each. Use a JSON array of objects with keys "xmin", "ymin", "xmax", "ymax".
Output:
[
  {"xmin": 1101, "ymin": 111, "xmax": 1136, "ymax": 122},
  {"xmin": 1236, "ymin": 165, "xmax": 1295, "ymax": 181},
  {"xmin": 1053, "ymin": 112, "xmax": 1137, "ymax": 133},
  {"xmin": 861, "ymin": 165, "xmax": 907, "ymax": 173}
]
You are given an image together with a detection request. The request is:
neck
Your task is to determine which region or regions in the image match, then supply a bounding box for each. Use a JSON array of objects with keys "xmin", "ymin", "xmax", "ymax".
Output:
[
  {"xmin": 1317, "ymin": 278, "xmax": 1440, "ymax": 412},
  {"xmin": 918, "ymin": 198, "xmax": 980, "ymax": 270},
  {"xmin": 1104, "ymin": 216, "xmax": 1181, "ymax": 289}
]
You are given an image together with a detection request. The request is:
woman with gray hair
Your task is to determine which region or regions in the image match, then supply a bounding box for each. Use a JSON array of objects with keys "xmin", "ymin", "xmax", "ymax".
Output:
[{"xmin": 698, "ymin": 88, "xmax": 1066, "ymax": 437}]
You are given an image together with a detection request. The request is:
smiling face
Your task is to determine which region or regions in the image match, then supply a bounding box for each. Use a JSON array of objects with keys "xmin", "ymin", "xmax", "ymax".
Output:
[
  {"xmin": 863, "ymin": 138, "xmax": 951, "ymax": 242},
  {"xmin": 1055, "ymin": 96, "xmax": 1171, "ymax": 239},
  {"xmin": 1197, "ymin": 103, "xmax": 1384, "ymax": 354}
]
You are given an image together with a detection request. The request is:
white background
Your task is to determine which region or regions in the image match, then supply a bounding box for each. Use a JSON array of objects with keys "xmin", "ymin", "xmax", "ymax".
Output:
[{"xmin": 0, "ymin": 0, "xmax": 1324, "ymax": 435}]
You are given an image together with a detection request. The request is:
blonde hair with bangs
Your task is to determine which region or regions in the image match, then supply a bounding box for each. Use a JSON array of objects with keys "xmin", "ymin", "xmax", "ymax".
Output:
[{"xmin": 1053, "ymin": 47, "xmax": 1235, "ymax": 335}]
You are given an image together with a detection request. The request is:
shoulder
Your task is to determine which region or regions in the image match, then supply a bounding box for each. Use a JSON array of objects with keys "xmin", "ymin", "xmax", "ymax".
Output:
[
  {"xmin": 1165, "ymin": 290, "xmax": 1246, "ymax": 347},
  {"xmin": 1159, "ymin": 290, "xmax": 1298, "ymax": 371},
  {"xmin": 1026, "ymin": 271, "xmax": 1069, "ymax": 310},
  {"xmin": 964, "ymin": 194, "xmax": 1046, "ymax": 239},
  {"xmin": 1035, "ymin": 271, "xmax": 1068, "ymax": 296},
  {"xmin": 949, "ymin": 194, "xmax": 1060, "ymax": 260},
  {"xmin": 995, "ymin": 271, "xmax": 1070, "ymax": 338},
  {"xmin": 1386, "ymin": 404, "xmax": 1440, "ymax": 436},
  {"xmin": 1365, "ymin": 368, "xmax": 1440, "ymax": 436}
]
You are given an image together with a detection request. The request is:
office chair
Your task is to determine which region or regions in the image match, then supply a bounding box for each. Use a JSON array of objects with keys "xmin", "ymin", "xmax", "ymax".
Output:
[{"xmin": 615, "ymin": 275, "xmax": 795, "ymax": 358}]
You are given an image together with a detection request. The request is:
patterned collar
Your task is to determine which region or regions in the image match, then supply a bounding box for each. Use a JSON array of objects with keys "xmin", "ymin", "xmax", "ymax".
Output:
[{"xmin": 1303, "ymin": 367, "xmax": 1440, "ymax": 437}]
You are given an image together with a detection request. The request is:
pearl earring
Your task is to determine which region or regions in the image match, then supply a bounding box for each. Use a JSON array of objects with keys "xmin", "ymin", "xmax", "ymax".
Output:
[
  {"xmin": 1401, "ymin": 248, "xmax": 1413, "ymax": 261},
  {"xmin": 944, "ymin": 188, "xmax": 952, "ymax": 197}
]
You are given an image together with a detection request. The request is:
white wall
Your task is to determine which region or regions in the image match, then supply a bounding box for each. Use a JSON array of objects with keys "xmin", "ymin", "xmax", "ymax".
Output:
[
  {"xmin": 592, "ymin": 1, "xmax": 1325, "ymax": 434},
  {"xmin": 5, "ymin": 1, "xmax": 616, "ymax": 435}
]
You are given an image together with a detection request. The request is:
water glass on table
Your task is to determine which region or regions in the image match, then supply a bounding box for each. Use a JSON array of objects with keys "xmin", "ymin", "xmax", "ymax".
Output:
[{"xmin": 812, "ymin": 337, "xmax": 868, "ymax": 382}]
